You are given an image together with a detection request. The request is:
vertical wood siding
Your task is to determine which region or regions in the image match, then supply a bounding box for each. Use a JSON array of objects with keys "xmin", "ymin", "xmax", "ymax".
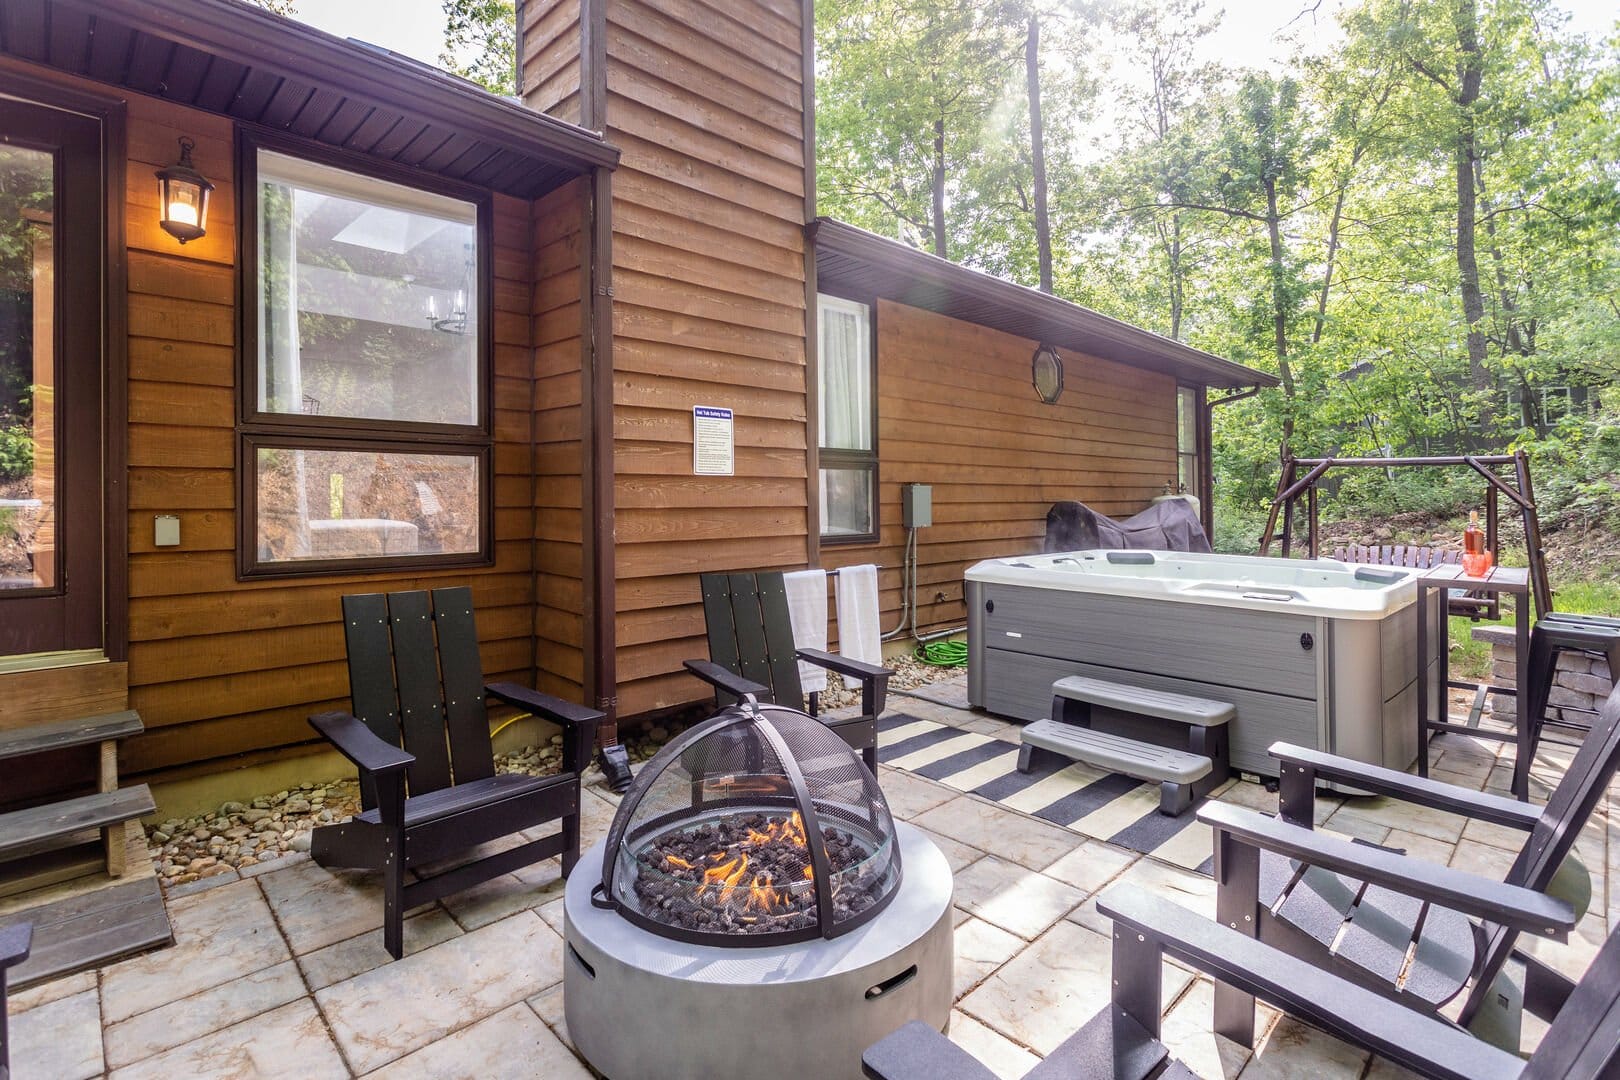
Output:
[
  {"xmin": 821, "ymin": 300, "xmax": 1179, "ymax": 636},
  {"xmin": 598, "ymin": 0, "xmax": 811, "ymax": 716}
]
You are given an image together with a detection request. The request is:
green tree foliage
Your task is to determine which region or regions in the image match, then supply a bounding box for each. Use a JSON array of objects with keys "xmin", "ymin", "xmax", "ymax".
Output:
[
  {"xmin": 440, "ymin": 0, "xmax": 517, "ymax": 96},
  {"xmin": 816, "ymin": 0, "xmax": 1620, "ymax": 537}
]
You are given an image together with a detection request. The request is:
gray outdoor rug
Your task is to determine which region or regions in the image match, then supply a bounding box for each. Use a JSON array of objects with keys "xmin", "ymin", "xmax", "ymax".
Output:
[{"xmin": 877, "ymin": 713, "xmax": 1222, "ymax": 874}]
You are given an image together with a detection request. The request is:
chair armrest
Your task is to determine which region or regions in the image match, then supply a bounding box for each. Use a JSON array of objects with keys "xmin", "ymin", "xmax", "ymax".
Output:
[
  {"xmin": 0, "ymin": 922, "xmax": 31, "ymax": 969},
  {"xmin": 1197, "ymin": 802, "xmax": 1575, "ymax": 938},
  {"xmin": 485, "ymin": 683, "xmax": 604, "ymax": 728},
  {"xmin": 309, "ymin": 712, "xmax": 414, "ymax": 776},
  {"xmin": 796, "ymin": 648, "xmax": 893, "ymax": 682},
  {"xmin": 862, "ymin": 1021, "xmax": 996, "ymax": 1080},
  {"xmin": 1268, "ymin": 741, "xmax": 1542, "ymax": 830},
  {"xmin": 1096, "ymin": 886, "xmax": 1524, "ymax": 1080},
  {"xmin": 682, "ymin": 659, "xmax": 768, "ymax": 699}
]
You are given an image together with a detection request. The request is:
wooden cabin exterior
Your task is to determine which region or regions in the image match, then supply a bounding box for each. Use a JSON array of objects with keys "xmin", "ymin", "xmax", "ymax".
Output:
[{"xmin": 0, "ymin": 0, "xmax": 1272, "ymax": 805}]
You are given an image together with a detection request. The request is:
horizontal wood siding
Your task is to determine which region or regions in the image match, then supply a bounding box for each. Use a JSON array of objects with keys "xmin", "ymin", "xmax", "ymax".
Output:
[
  {"xmin": 106, "ymin": 88, "xmax": 558, "ymax": 778},
  {"xmin": 822, "ymin": 300, "xmax": 1179, "ymax": 636},
  {"xmin": 520, "ymin": 0, "xmax": 583, "ymax": 126},
  {"xmin": 602, "ymin": 0, "xmax": 811, "ymax": 716},
  {"xmin": 532, "ymin": 177, "xmax": 588, "ymax": 697}
]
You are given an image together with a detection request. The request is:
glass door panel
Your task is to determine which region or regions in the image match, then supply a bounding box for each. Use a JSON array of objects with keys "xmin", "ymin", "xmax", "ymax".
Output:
[{"xmin": 0, "ymin": 143, "xmax": 56, "ymax": 591}]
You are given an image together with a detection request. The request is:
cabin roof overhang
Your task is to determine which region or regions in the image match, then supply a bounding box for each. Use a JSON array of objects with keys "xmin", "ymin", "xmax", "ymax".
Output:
[
  {"xmin": 0, "ymin": 0, "xmax": 619, "ymax": 199},
  {"xmin": 811, "ymin": 218, "xmax": 1278, "ymax": 391}
]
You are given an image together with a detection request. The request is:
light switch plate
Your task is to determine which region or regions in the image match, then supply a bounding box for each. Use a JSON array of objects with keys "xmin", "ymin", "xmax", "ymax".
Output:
[{"xmin": 154, "ymin": 514, "xmax": 180, "ymax": 547}]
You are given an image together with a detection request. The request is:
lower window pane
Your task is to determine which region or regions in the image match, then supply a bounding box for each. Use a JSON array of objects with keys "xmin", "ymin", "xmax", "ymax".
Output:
[
  {"xmin": 820, "ymin": 466, "xmax": 874, "ymax": 538},
  {"xmin": 255, "ymin": 446, "xmax": 481, "ymax": 565}
]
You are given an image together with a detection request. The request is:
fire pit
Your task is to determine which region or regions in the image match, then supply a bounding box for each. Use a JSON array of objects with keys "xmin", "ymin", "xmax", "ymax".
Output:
[{"xmin": 565, "ymin": 698, "xmax": 954, "ymax": 1079}]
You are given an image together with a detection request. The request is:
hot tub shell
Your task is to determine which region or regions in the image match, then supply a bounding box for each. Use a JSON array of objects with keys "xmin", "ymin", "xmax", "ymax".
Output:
[{"xmin": 966, "ymin": 550, "xmax": 1444, "ymax": 777}]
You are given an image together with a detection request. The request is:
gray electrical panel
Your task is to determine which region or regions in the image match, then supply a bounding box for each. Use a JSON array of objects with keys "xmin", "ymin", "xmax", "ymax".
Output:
[{"xmin": 902, "ymin": 483, "xmax": 932, "ymax": 528}]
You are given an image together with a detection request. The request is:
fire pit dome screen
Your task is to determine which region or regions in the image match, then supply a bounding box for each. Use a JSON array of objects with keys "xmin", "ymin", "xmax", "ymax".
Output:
[{"xmin": 597, "ymin": 698, "xmax": 901, "ymax": 946}]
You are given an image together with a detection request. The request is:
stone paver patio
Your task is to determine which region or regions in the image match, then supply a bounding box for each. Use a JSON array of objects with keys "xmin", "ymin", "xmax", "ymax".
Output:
[{"xmin": 10, "ymin": 680, "xmax": 1613, "ymax": 1079}]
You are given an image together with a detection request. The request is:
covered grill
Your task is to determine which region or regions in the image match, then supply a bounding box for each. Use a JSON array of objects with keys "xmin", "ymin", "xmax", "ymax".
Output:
[{"xmin": 598, "ymin": 698, "xmax": 901, "ymax": 946}]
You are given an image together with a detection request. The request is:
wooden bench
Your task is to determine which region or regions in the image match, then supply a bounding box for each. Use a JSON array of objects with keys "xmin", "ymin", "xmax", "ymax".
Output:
[
  {"xmin": 1018, "ymin": 677, "xmax": 1234, "ymax": 816},
  {"xmin": 0, "ymin": 711, "xmax": 150, "ymax": 879}
]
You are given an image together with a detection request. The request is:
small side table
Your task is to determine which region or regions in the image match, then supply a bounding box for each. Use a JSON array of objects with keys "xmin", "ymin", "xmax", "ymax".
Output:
[{"xmin": 1416, "ymin": 563, "xmax": 1531, "ymax": 800}]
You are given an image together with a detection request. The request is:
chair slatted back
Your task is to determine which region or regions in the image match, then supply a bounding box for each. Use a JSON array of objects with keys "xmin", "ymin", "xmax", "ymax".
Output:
[
  {"xmin": 1522, "ymin": 913, "xmax": 1620, "ymax": 1079},
  {"xmin": 698, "ymin": 572, "xmax": 804, "ymax": 707},
  {"xmin": 432, "ymin": 587, "xmax": 495, "ymax": 786},
  {"xmin": 340, "ymin": 587, "xmax": 493, "ymax": 801},
  {"xmin": 1466, "ymin": 680, "xmax": 1620, "ymax": 1023}
]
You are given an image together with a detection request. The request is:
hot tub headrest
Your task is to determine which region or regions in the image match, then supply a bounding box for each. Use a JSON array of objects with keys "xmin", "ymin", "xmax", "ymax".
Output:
[{"xmin": 1043, "ymin": 498, "xmax": 1212, "ymax": 555}]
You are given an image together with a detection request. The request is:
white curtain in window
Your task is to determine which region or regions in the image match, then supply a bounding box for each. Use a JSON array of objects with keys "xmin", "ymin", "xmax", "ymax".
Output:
[{"xmin": 820, "ymin": 296, "xmax": 871, "ymax": 451}]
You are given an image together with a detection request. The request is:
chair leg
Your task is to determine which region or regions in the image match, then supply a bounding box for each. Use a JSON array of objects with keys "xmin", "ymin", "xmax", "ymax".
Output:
[
  {"xmin": 560, "ymin": 811, "xmax": 581, "ymax": 878},
  {"xmin": 382, "ymin": 829, "xmax": 405, "ymax": 961},
  {"xmin": 864, "ymin": 743, "xmax": 878, "ymax": 774},
  {"xmin": 1212, "ymin": 828, "xmax": 1261, "ymax": 1047}
]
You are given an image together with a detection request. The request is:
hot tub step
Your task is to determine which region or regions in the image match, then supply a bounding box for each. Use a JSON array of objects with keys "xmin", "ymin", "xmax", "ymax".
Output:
[{"xmin": 1019, "ymin": 722, "xmax": 1210, "ymax": 816}]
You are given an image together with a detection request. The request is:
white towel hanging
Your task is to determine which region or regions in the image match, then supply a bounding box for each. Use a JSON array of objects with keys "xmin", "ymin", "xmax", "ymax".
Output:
[
  {"xmin": 835, "ymin": 564, "xmax": 883, "ymax": 668},
  {"xmin": 783, "ymin": 569, "xmax": 828, "ymax": 694}
]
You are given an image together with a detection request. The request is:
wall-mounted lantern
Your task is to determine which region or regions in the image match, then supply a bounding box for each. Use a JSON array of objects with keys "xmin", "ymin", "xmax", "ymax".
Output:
[
  {"xmin": 155, "ymin": 136, "xmax": 214, "ymax": 244},
  {"xmin": 1032, "ymin": 344, "xmax": 1064, "ymax": 404}
]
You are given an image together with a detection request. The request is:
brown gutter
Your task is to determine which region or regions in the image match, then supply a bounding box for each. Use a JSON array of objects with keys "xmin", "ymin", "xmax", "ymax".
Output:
[
  {"xmin": 801, "ymin": 0, "xmax": 821, "ymax": 567},
  {"xmin": 63, "ymin": 0, "xmax": 619, "ymax": 173}
]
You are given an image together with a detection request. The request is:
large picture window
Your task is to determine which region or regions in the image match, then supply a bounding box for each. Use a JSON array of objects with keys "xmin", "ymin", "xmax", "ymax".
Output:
[
  {"xmin": 818, "ymin": 294, "xmax": 878, "ymax": 543},
  {"xmin": 238, "ymin": 138, "xmax": 491, "ymax": 577}
]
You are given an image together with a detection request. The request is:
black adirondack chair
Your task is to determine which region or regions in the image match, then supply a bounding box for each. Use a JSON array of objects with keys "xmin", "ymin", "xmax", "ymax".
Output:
[
  {"xmin": 0, "ymin": 922, "xmax": 29, "ymax": 1080},
  {"xmin": 682, "ymin": 571, "xmax": 892, "ymax": 773},
  {"xmin": 862, "ymin": 883, "xmax": 1620, "ymax": 1080},
  {"xmin": 1194, "ymin": 680, "xmax": 1620, "ymax": 1052},
  {"xmin": 308, "ymin": 587, "xmax": 602, "ymax": 959}
]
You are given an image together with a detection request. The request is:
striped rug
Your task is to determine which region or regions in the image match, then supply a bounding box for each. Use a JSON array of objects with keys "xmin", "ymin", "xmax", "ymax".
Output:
[{"xmin": 876, "ymin": 713, "xmax": 1223, "ymax": 874}]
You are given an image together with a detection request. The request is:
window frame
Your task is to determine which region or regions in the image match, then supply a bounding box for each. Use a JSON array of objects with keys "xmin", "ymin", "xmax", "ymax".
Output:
[
  {"xmin": 1175, "ymin": 384, "xmax": 1199, "ymax": 496},
  {"xmin": 816, "ymin": 292, "xmax": 880, "ymax": 546},
  {"xmin": 235, "ymin": 129, "xmax": 495, "ymax": 579}
]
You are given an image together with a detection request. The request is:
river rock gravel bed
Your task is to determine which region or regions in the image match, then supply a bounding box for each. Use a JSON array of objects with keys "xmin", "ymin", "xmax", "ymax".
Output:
[{"xmin": 146, "ymin": 657, "xmax": 965, "ymax": 889}]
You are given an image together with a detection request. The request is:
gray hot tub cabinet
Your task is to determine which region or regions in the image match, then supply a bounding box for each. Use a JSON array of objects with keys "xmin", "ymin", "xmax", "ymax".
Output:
[{"xmin": 966, "ymin": 574, "xmax": 1444, "ymax": 777}]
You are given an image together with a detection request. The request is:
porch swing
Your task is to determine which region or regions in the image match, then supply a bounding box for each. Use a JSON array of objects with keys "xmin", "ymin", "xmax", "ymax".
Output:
[{"xmin": 1256, "ymin": 449, "xmax": 1553, "ymax": 620}]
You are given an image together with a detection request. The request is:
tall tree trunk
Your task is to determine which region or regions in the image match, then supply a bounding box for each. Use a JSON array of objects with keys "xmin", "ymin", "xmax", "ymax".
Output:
[
  {"xmin": 1026, "ymin": 13, "xmax": 1053, "ymax": 292},
  {"xmin": 1166, "ymin": 213, "xmax": 1183, "ymax": 339},
  {"xmin": 1264, "ymin": 177, "xmax": 1296, "ymax": 458},
  {"xmin": 932, "ymin": 116, "xmax": 948, "ymax": 258},
  {"xmin": 1312, "ymin": 184, "xmax": 1347, "ymax": 346},
  {"xmin": 1453, "ymin": 0, "xmax": 1491, "ymax": 426}
]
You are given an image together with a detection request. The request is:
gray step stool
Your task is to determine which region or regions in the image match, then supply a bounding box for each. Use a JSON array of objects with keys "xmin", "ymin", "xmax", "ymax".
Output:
[{"xmin": 1018, "ymin": 676, "xmax": 1236, "ymax": 816}]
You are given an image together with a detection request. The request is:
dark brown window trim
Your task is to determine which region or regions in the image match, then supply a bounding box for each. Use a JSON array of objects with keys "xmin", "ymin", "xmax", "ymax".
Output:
[
  {"xmin": 237, "ymin": 434, "xmax": 493, "ymax": 580},
  {"xmin": 815, "ymin": 291, "xmax": 880, "ymax": 546},
  {"xmin": 235, "ymin": 127, "xmax": 495, "ymax": 579}
]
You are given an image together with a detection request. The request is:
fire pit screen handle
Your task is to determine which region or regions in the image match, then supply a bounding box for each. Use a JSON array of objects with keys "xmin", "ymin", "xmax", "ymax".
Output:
[{"xmin": 590, "ymin": 882, "xmax": 614, "ymax": 910}]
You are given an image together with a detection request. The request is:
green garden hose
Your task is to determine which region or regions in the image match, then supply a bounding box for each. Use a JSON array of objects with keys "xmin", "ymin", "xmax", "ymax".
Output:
[{"xmin": 915, "ymin": 639, "xmax": 968, "ymax": 666}]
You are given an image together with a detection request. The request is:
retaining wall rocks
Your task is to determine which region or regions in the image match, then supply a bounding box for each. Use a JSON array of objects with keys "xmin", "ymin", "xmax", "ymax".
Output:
[{"xmin": 1472, "ymin": 624, "xmax": 1614, "ymax": 723}]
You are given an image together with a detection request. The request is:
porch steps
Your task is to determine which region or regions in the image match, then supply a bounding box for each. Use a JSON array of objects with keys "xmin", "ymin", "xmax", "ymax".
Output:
[
  {"xmin": 0, "ymin": 876, "xmax": 171, "ymax": 989},
  {"xmin": 0, "ymin": 787, "xmax": 155, "ymax": 863},
  {"xmin": 0, "ymin": 710, "xmax": 143, "ymax": 760}
]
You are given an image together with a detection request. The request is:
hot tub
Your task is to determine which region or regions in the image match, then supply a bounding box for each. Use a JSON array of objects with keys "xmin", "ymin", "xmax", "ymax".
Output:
[{"xmin": 965, "ymin": 550, "xmax": 1444, "ymax": 777}]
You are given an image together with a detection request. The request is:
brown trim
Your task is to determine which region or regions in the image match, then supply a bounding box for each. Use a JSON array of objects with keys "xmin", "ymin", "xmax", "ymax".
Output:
[
  {"xmin": 0, "ymin": 69, "xmax": 129, "ymax": 660},
  {"xmin": 802, "ymin": 0, "xmax": 820, "ymax": 568},
  {"xmin": 236, "ymin": 434, "xmax": 493, "ymax": 579},
  {"xmin": 234, "ymin": 128, "xmax": 496, "ymax": 579},
  {"xmin": 813, "ymin": 217, "xmax": 1275, "ymax": 391},
  {"xmin": 55, "ymin": 0, "xmax": 619, "ymax": 174},
  {"xmin": 579, "ymin": 0, "xmax": 608, "ymax": 134},
  {"xmin": 582, "ymin": 165, "xmax": 617, "ymax": 741}
]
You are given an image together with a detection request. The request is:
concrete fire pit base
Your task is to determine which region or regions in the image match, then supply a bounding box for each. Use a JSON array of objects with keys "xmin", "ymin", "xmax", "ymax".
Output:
[{"xmin": 563, "ymin": 821, "xmax": 954, "ymax": 1080}]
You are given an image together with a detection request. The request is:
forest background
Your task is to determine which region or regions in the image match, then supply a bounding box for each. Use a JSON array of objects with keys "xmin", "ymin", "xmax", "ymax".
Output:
[{"xmin": 264, "ymin": 0, "xmax": 1620, "ymax": 619}]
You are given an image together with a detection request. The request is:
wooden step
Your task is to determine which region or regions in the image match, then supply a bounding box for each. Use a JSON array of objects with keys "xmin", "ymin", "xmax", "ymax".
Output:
[
  {"xmin": 0, "ymin": 876, "xmax": 171, "ymax": 990},
  {"xmin": 0, "ymin": 786, "xmax": 155, "ymax": 863},
  {"xmin": 1052, "ymin": 676, "xmax": 1234, "ymax": 727},
  {"xmin": 1021, "ymin": 721, "xmax": 1211, "ymax": 784},
  {"xmin": 0, "ymin": 710, "xmax": 143, "ymax": 762}
]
